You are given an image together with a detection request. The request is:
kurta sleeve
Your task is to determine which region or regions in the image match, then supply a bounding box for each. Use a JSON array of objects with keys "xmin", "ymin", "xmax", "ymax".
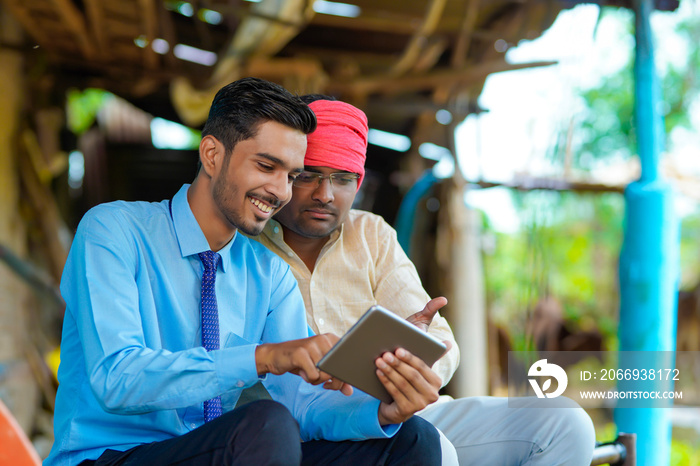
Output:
[{"xmin": 371, "ymin": 218, "xmax": 460, "ymax": 386}]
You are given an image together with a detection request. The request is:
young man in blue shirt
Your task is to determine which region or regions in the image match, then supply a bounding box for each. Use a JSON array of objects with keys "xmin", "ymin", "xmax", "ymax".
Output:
[{"xmin": 46, "ymin": 78, "xmax": 443, "ymax": 465}]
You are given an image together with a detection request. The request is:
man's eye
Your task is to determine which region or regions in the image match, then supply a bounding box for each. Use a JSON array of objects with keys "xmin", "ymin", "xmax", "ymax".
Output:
[
  {"xmin": 258, "ymin": 162, "xmax": 273, "ymax": 171},
  {"xmin": 296, "ymin": 174, "xmax": 316, "ymax": 183},
  {"xmin": 335, "ymin": 177, "xmax": 355, "ymax": 185}
]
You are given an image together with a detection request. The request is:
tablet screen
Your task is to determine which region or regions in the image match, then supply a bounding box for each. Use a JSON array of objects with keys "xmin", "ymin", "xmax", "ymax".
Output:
[{"xmin": 316, "ymin": 305, "xmax": 447, "ymax": 403}]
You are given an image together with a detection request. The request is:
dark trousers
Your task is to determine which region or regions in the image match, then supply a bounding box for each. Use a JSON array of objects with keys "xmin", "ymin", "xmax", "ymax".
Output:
[{"xmin": 82, "ymin": 400, "xmax": 441, "ymax": 465}]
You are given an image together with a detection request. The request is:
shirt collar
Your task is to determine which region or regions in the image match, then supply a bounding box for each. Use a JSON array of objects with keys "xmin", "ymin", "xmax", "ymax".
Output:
[{"xmin": 171, "ymin": 184, "xmax": 235, "ymax": 272}]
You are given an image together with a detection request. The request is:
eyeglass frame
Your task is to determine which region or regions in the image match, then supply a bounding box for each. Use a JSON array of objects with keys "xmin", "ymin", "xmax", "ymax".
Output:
[{"xmin": 292, "ymin": 170, "xmax": 360, "ymax": 190}]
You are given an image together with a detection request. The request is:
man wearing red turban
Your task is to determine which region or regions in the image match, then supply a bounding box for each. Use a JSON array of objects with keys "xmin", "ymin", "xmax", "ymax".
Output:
[
  {"xmin": 304, "ymin": 99, "xmax": 368, "ymax": 189},
  {"xmin": 255, "ymin": 96, "xmax": 595, "ymax": 466}
]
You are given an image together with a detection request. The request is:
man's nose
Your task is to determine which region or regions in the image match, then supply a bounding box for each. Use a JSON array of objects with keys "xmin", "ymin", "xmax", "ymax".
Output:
[
  {"xmin": 312, "ymin": 177, "xmax": 334, "ymax": 204},
  {"xmin": 267, "ymin": 172, "xmax": 290, "ymax": 203}
]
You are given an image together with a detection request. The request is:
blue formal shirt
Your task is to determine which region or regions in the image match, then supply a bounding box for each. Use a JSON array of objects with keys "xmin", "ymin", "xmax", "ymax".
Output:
[{"xmin": 46, "ymin": 184, "xmax": 395, "ymax": 466}]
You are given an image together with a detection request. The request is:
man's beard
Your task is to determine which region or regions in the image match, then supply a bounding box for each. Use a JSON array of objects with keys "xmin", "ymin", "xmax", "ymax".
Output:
[{"xmin": 212, "ymin": 176, "xmax": 269, "ymax": 236}]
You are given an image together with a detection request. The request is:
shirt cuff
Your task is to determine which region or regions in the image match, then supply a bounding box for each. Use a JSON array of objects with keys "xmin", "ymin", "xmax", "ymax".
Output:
[
  {"xmin": 211, "ymin": 344, "xmax": 260, "ymax": 391},
  {"xmin": 352, "ymin": 395, "xmax": 401, "ymax": 438}
]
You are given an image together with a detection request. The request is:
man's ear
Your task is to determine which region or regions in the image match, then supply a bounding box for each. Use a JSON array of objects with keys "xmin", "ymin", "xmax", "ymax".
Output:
[{"xmin": 199, "ymin": 135, "xmax": 223, "ymax": 177}]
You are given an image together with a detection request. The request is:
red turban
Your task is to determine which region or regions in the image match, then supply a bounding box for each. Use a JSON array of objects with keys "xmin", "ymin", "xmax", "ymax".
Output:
[{"xmin": 305, "ymin": 100, "xmax": 368, "ymax": 189}]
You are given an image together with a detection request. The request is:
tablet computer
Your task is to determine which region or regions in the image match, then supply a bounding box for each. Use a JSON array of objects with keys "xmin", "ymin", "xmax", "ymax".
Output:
[{"xmin": 316, "ymin": 305, "xmax": 447, "ymax": 403}]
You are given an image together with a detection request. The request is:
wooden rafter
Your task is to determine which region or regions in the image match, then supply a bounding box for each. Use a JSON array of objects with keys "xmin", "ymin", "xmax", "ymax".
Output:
[
  {"xmin": 83, "ymin": 0, "xmax": 108, "ymax": 57},
  {"xmin": 412, "ymin": 37, "xmax": 447, "ymax": 73},
  {"xmin": 451, "ymin": 0, "xmax": 481, "ymax": 67},
  {"xmin": 389, "ymin": 0, "xmax": 447, "ymax": 76},
  {"xmin": 283, "ymin": 45, "xmax": 402, "ymax": 69},
  {"xmin": 157, "ymin": 1, "xmax": 179, "ymax": 69},
  {"xmin": 209, "ymin": 0, "xmax": 315, "ymax": 86},
  {"xmin": 470, "ymin": 177, "xmax": 626, "ymax": 194},
  {"xmin": 0, "ymin": 0, "xmax": 54, "ymax": 51},
  {"xmin": 311, "ymin": 11, "xmax": 497, "ymax": 38},
  {"xmin": 138, "ymin": 0, "xmax": 160, "ymax": 69},
  {"xmin": 49, "ymin": 0, "xmax": 97, "ymax": 59},
  {"xmin": 329, "ymin": 59, "xmax": 558, "ymax": 96},
  {"xmin": 310, "ymin": 10, "xmax": 421, "ymax": 35}
]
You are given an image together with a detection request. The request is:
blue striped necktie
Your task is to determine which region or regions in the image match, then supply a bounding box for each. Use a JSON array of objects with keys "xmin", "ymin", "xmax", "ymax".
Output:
[{"xmin": 198, "ymin": 250, "xmax": 223, "ymax": 422}]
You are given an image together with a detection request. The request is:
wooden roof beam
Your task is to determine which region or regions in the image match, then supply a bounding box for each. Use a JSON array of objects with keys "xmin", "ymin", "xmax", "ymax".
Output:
[
  {"xmin": 471, "ymin": 177, "xmax": 625, "ymax": 194},
  {"xmin": 310, "ymin": 9, "xmax": 506, "ymax": 37},
  {"xmin": 284, "ymin": 45, "xmax": 396, "ymax": 67},
  {"xmin": 83, "ymin": 0, "xmax": 108, "ymax": 56},
  {"xmin": 329, "ymin": 59, "xmax": 558, "ymax": 96},
  {"xmin": 452, "ymin": 0, "xmax": 481, "ymax": 67},
  {"xmin": 309, "ymin": 10, "xmax": 422, "ymax": 35},
  {"xmin": 49, "ymin": 0, "xmax": 97, "ymax": 59},
  {"xmin": 157, "ymin": 1, "xmax": 179, "ymax": 69},
  {"xmin": 389, "ymin": 0, "xmax": 447, "ymax": 76},
  {"xmin": 1, "ymin": 0, "xmax": 54, "ymax": 51},
  {"xmin": 138, "ymin": 0, "xmax": 160, "ymax": 69}
]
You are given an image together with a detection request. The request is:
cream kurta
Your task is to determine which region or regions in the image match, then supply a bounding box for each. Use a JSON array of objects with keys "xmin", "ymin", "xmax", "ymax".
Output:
[{"xmin": 255, "ymin": 209, "xmax": 460, "ymax": 387}]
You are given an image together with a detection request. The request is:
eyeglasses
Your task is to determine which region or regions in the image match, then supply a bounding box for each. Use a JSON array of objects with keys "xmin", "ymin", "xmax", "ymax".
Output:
[{"xmin": 292, "ymin": 171, "xmax": 360, "ymax": 191}]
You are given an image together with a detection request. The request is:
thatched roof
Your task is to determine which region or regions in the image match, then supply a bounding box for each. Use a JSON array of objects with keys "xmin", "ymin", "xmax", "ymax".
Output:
[{"xmin": 1, "ymin": 0, "xmax": 678, "ymax": 133}]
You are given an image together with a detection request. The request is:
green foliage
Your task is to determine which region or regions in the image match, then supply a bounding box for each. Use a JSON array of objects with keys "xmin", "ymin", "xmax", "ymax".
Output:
[
  {"xmin": 592, "ymin": 422, "xmax": 700, "ymax": 465},
  {"xmin": 66, "ymin": 88, "xmax": 113, "ymax": 135},
  {"xmin": 575, "ymin": 8, "xmax": 700, "ymax": 170},
  {"xmin": 671, "ymin": 435, "xmax": 700, "ymax": 466},
  {"xmin": 679, "ymin": 212, "xmax": 700, "ymax": 289},
  {"xmin": 578, "ymin": 71, "xmax": 636, "ymax": 167},
  {"xmin": 595, "ymin": 421, "xmax": 618, "ymax": 443},
  {"xmin": 482, "ymin": 190, "xmax": 624, "ymax": 348},
  {"xmin": 480, "ymin": 6, "xmax": 700, "ymax": 458}
]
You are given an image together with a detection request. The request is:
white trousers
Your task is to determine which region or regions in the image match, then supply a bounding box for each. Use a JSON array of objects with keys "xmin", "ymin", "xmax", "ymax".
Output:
[{"xmin": 421, "ymin": 396, "xmax": 595, "ymax": 466}]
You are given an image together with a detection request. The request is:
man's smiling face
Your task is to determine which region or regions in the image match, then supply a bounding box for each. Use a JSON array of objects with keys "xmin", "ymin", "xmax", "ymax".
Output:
[{"xmin": 211, "ymin": 120, "xmax": 306, "ymax": 236}]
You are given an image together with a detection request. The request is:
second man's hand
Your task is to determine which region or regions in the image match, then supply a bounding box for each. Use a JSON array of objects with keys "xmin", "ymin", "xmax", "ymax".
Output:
[
  {"xmin": 255, "ymin": 334, "xmax": 354, "ymax": 396},
  {"xmin": 406, "ymin": 297, "xmax": 448, "ymax": 332},
  {"xmin": 375, "ymin": 348, "xmax": 443, "ymax": 426}
]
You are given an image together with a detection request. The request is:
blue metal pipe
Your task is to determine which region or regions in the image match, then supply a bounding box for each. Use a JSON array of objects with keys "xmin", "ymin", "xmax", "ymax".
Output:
[
  {"xmin": 394, "ymin": 170, "xmax": 439, "ymax": 256},
  {"xmin": 615, "ymin": 1, "xmax": 679, "ymax": 464}
]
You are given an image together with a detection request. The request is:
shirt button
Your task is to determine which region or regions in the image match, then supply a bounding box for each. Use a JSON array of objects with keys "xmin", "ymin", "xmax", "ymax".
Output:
[
  {"xmin": 287, "ymin": 252, "xmax": 294, "ymax": 257},
  {"xmin": 237, "ymin": 381, "xmax": 245, "ymax": 388},
  {"xmin": 273, "ymin": 226, "xmax": 279, "ymax": 234},
  {"xmin": 190, "ymin": 423, "xmax": 196, "ymax": 429},
  {"xmin": 318, "ymin": 318, "xmax": 325, "ymax": 325}
]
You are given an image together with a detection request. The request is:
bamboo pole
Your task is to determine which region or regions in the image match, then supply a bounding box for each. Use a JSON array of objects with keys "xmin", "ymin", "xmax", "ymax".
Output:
[{"xmin": 0, "ymin": 5, "xmax": 40, "ymax": 433}]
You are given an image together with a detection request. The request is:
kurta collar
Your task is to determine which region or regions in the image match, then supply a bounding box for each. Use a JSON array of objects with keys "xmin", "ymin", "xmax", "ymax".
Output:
[{"xmin": 262, "ymin": 218, "xmax": 343, "ymax": 251}]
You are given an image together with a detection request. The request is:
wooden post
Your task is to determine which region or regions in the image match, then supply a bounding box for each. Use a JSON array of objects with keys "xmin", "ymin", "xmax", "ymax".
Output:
[
  {"xmin": 0, "ymin": 6, "xmax": 40, "ymax": 433},
  {"xmin": 619, "ymin": 432, "xmax": 637, "ymax": 466},
  {"xmin": 441, "ymin": 177, "xmax": 488, "ymax": 397}
]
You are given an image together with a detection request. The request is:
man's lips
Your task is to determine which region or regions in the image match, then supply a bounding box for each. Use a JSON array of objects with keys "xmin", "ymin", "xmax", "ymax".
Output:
[{"xmin": 304, "ymin": 208, "xmax": 336, "ymax": 219}]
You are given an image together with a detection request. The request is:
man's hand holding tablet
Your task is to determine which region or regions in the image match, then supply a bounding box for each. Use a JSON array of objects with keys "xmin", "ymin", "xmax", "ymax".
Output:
[{"xmin": 317, "ymin": 304, "xmax": 451, "ymax": 424}]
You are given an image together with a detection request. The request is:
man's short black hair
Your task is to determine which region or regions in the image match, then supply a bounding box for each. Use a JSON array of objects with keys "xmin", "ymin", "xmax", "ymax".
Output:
[
  {"xmin": 300, "ymin": 94, "xmax": 337, "ymax": 105},
  {"xmin": 202, "ymin": 77, "xmax": 317, "ymax": 154}
]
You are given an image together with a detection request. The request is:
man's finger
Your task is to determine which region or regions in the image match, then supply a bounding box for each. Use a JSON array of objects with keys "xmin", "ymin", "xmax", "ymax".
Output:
[
  {"xmin": 421, "ymin": 297, "xmax": 448, "ymax": 319},
  {"xmin": 340, "ymin": 383, "xmax": 354, "ymax": 396},
  {"xmin": 376, "ymin": 352, "xmax": 427, "ymax": 400},
  {"xmin": 296, "ymin": 355, "xmax": 328, "ymax": 384},
  {"xmin": 322, "ymin": 378, "xmax": 354, "ymax": 396},
  {"xmin": 394, "ymin": 348, "xmax": 443, "ymax": 389},
  {"xmin": 440, "ymin": 340, "xmax": 453, "ymax": 358},
  {"xmin": 312, "ymin": 333, "xmax": 339, "ymax": 358},
  {"xmin": 376, "ymin": 362, "xmax": 410, "ymax": 406},
  {"xmin": 406, "ymin": 297, "xmax": 448, "ymax": 331}
]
